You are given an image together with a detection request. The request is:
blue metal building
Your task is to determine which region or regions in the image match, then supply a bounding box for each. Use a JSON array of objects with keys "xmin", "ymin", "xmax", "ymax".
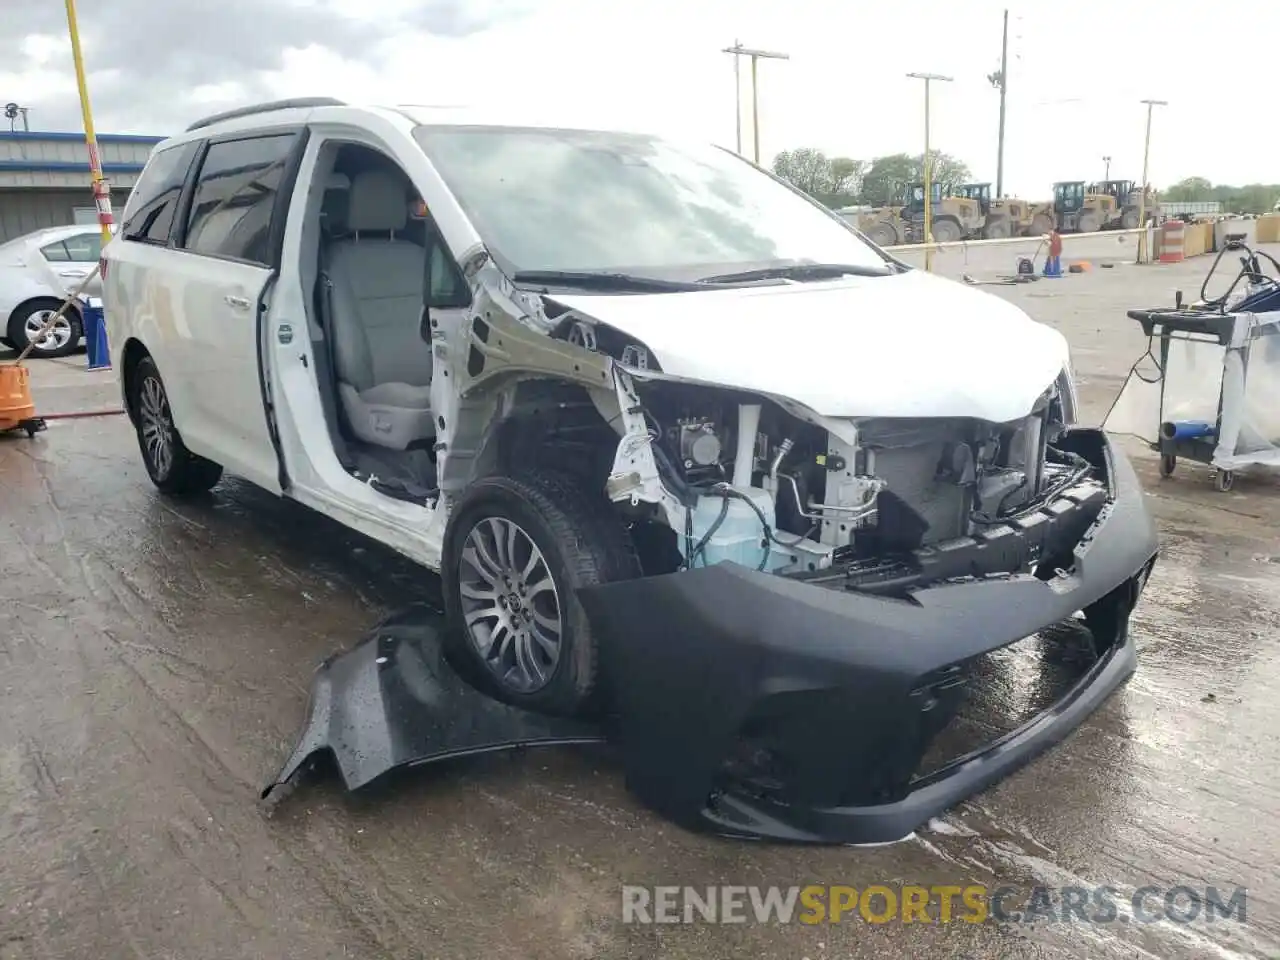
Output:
[{"xmin": 0, "ymin": 130, "xmax": 165, "ymax": 242}]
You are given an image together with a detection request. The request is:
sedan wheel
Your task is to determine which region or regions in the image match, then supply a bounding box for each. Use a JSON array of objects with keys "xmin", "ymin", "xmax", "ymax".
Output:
[{"xmin": 9, "ymin": 302, "xmax": 80, "ymax": 359}]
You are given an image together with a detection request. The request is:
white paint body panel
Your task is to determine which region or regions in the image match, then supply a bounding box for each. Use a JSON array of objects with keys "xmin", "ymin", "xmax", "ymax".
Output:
[{"xmin": 550, "ymin": 269, "xmax": 1071, "ymax": 425}]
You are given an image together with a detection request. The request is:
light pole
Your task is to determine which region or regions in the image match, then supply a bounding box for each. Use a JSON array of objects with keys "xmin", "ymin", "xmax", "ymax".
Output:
[
  {"xmin": 907, "ymin": 72, "xmax": 953, "ymax": 272},
  {"xmin": 1136, "ymin": 99, "xmax": 1167, "ymax": 264},
  {"xmin": 723, "ymin": 44, "xmax": 790, "ymax": 163},
  {"xmin": 1103, "ymin": 155, "xmax": 1112, "ymax": 180}
]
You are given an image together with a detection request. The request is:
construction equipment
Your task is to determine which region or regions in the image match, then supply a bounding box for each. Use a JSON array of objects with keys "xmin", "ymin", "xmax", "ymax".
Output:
[
  {"xmin": 840, "ymin": 200, "xmax": 907, "ymax": 248},
  {"xmin": 903, "ymin": 182, "xmax": 984, "ymax": 243},
  {"xmin": 1087, "ymin": 179, "xmax": 1149, "ymax": 230},
  {"xmin": 956, "ymin": 182, "xmax": 1047, "ymax": 238},
  {"xmin": 1051, "ymin": 181, "xmax": 1116, "ymax": 234}
]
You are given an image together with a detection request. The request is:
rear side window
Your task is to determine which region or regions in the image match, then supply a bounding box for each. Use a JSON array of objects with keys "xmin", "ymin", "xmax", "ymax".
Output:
[
  {"xmin": 182, "ymin": 134, "xmax": 297, "ymax": 266},
  {"xmin": 120, "ymin": 141, "xmax": 200, "ymax": 245}
]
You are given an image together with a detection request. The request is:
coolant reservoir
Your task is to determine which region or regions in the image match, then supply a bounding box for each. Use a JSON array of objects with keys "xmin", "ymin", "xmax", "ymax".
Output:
[{"xmin": 685, "ymin": 487, "xmax": 788, "ymax": 571}]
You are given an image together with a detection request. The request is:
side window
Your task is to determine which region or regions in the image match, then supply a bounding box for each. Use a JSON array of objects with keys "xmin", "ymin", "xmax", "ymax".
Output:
[
  {"xmin": 411, "ymin": 200, "xmax": 471, "ymax": 309},
  {"xmin": 182, "ymin": 134, "xmax": 297, "ymax": 266},
  {"xmin": 426, "ymin": 234, "xmax": 470, "ymax": 309},
  {"xmin": 40, "ymin": 240, "xmax": 70, "ymax": 262},
  {"xmin": 63, "ymin": 233, "xmax": 103, "ymax": 262},
  {"xmin": 121, "ymin": 141, "xmax": 200, "ymax": 245}
]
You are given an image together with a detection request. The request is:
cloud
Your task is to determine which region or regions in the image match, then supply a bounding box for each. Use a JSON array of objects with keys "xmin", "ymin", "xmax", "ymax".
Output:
[
  {"xmin": 1, "ymin": 0, "xmax": 1276, "ymax": 194},
  {"xmin": 0, "ymin": 0, "xmax": 532, "ymax": 132}
]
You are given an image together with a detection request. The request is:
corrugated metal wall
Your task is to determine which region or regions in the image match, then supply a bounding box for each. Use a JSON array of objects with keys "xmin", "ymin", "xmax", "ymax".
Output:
[{"xmin": 0, "ymin": 190, "xmax": 106, "ymax": 242}]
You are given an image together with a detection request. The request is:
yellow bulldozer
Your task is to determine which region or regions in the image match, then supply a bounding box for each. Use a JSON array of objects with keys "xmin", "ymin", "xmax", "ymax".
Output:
[
  {"xmin": 901, "ymin": 182, "xmax": 985, "ymax": 243},
  {"xmin": 1086, "ymin": 179, "xmax": 1153, "ymax": 230},
  {"xmin": 954, "ymin": 183, "xmax": 1049, "ymax": 238},
  {"xmin": 1050, "ymin": 181, "xmax": 1118, "ymax": 234}
]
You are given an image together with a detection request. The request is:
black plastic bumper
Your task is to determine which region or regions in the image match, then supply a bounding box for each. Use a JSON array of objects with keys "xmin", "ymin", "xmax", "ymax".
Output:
[{"xmin": 576, "ymin": 427, "xmax": 1159, "ymax": 844}]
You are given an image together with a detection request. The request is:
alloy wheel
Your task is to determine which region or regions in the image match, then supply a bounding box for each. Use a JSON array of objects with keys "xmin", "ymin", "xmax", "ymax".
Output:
[
  {"xmin": 457, "ymin": 516, "xmax": 563, "ymax": 693},
  {"xmin": 138, "ymin": 375, "xmax": 175, "ymax": 479}
]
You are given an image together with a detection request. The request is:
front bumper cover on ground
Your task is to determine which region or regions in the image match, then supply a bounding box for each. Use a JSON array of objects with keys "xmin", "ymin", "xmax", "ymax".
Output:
[{"xmin": 264, "ymin": 427, "xmax": 1158, "ymax": 845}]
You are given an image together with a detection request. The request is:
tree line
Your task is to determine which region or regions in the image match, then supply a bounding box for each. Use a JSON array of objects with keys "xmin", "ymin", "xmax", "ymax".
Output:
[
  {"xmin": 1161, "ymin": 177, "xmax": 1279, "ymax": 214},
  {"xmin": 770, "ymin": 147, "xmax": 972, "ymax": 208},
  {"xmin": 772, "ymin": 150, "xmax": 1280, "ymax": 215}
]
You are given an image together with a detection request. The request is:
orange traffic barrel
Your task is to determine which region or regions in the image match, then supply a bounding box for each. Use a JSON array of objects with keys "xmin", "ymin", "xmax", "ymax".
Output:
[
  {"xmin": 0, "ymin": 364, "xmax": 36, "ymax": 431},
  {"xmin": 1159, "ymin": 220, "xmax": 1185, "ymax": 263}
]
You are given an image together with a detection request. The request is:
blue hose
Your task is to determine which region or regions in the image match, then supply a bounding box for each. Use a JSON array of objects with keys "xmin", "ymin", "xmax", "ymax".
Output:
[{"xmin": 1160, "ymin": 420, "xmax": 1216, "ymax": 441}]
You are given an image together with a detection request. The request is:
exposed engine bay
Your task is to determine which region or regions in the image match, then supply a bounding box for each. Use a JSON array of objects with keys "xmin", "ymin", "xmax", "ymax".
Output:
[{"xmin": 601, "ymin": 369, "xmax": 1091, "ymax": 579}]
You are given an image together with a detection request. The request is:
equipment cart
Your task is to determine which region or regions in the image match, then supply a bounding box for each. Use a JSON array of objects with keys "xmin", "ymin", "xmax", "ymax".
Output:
[{"xmin": 1104, "ymin": 245, "xmax": 1280, "ymax": 492}]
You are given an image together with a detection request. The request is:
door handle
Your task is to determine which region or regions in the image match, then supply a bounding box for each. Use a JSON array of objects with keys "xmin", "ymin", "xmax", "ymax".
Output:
[
  {"xmin": 224, "ymin": 294, "xmax": 251, "ymax": 310},
  {"xmin": 59, "ymin": 269, "xmax": 88, "ymax": 278}
]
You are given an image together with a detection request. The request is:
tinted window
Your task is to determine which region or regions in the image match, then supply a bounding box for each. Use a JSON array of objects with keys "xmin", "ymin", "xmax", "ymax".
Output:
[
  {"xmin": 121, "ymin": 141, "xmax": 199, "ymax": 245},
  {"xmin": 63, "ymin": 233, "xmax": 103, "ymax": 261},
  {"xmin": 412, "ymin": 125, "xmax": 887, "ymax": 278},
  {"xmin": 183, "ymin": 134, "xmax": 297, "ymax": 266},
  {"xmin": 40, "ymin": 240, "xmax": 70, "ymax": 261}
]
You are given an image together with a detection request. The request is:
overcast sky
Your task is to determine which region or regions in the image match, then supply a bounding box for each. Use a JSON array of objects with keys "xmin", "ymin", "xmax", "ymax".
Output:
[{"xmin": 1, "ymin": 0, "xmax": 1272, "ymax": 197}]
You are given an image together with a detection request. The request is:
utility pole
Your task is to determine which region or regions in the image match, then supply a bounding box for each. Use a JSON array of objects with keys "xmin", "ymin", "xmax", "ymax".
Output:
[
  {"xmin": 907, "ymin": 72, "xmax": 953, "ymax": 272},
  {"xmin": 1103, "ymin": 155, "xmax": 1112, "ymax": 180},
  {"xmin": 723, "ymin": 43, "xmax": 790, "ymax": 163},
  {"xmin": 729, "ymin": 38, "xmax": 742, "ymax": 155},
  {"xmin": 995, "ymin": 10, "xmax": 1009, "ymax": 197},
  {"xmin": 1136, "ymin": 99, "xmax": 1167, "ymax": 264}
]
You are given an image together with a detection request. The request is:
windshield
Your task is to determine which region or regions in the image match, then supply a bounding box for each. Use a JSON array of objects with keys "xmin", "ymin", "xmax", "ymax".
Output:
[{"xmin": 411, "ymin": 125, "xmax": 888, "ymax": 279}]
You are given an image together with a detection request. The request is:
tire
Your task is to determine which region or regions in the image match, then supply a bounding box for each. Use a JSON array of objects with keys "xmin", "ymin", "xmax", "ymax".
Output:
[
  {"xmin": 441, "ymin": 469, "xmax": 640, "ymax": 716},
  {"xmin": 129, "ymin": 355, "xmax": 223, "ymax": 495},
  {"xmin": 1030, "ymin": 214, "xmax": 1055, "ymax": 237},
  {"xmin": 931, "ymin": 218, "xmax": 962, "ymax": 243},
  {"xmin": 1121, "ymin": 208, "xmax": 1140, "ymax": 230},
  {"xmin": 7, "ymin": 299, "xmax": 82, "ymax": 359},
  {"xmin": 983, "ymin": 218, "xmax": 1011, "ymax": 239},
  {"xmin": 868, "ymin": 222, "xmax": 898, "ymax": 247},
  {"xmin": 1078, "ymin": 214, "xmax": 1100, "ymax": 234},
  {"xmin": 1159, "ymin": 453, "xmax": 1176, "ymax": 477}
]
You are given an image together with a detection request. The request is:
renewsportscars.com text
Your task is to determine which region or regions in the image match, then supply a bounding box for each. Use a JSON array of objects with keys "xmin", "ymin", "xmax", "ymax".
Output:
[{"xmin": 621, "ymin": 884, "xmax": 1248, "ymax": 926}]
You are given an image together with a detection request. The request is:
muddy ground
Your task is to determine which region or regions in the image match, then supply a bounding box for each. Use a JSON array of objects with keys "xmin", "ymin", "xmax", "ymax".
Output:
[{"xmin": 2, "ymin": 252, "xmax": 1279, "ymax": 959}]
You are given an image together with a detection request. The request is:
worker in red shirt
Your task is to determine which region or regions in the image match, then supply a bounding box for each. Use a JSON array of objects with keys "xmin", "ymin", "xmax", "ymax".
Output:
[{"xmin": 1045, "ymin": 227, "xmax": 1063, "ymax": 276}]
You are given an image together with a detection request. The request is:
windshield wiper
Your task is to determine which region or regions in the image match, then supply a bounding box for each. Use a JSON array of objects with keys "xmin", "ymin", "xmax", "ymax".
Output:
[
  {"xmin": 511, "ymin": 270, "xmax": 714, "ymax": 293},
  {"xmin": 698, "ymin": 262, "xmax": 895, "ymax": 283}
]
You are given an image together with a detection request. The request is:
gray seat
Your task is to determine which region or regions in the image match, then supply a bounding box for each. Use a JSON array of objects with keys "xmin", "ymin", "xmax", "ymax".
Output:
[{"xmin": 328, "ymin": 168, "xmax": 434, "ymax": 451}]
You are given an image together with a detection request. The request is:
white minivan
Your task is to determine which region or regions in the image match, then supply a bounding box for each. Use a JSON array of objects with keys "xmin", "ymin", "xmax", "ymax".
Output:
[{"xmin": 103, "ymin": 100, "xmax": 1157, "ymax": 832}]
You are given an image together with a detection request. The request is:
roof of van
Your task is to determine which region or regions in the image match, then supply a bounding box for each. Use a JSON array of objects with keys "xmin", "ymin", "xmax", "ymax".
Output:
[{"xmin": 158, "ymin": 98, "xmax": 704, "ymax": 151}]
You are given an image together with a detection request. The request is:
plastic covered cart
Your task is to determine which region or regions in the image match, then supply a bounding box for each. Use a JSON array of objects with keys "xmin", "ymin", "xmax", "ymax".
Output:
[{"xmin": 1104, "ymin": 307, "xmax": 1280, "ymax": 491}]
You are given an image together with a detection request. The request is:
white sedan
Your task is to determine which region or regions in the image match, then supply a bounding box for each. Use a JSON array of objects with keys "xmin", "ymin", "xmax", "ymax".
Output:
[{"xmin": 0, "ymin": 224, "xmax": 104, "ymax": 358}]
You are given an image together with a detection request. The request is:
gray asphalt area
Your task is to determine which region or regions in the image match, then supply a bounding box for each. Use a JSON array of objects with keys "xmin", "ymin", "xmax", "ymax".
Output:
[{"xmin": 2, "ymin": 249, "xmax": 1279, "ymax": 959}]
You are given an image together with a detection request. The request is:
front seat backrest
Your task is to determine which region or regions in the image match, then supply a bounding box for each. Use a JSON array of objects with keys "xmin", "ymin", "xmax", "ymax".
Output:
[{"xmin": 327, "ymin": 168, "xmax": 435, "ymax": 450}]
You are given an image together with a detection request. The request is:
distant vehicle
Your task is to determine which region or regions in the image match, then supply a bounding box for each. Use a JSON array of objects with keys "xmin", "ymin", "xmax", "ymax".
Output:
[
  {"xmin": 0, "ymin": 224, "xmax": 103, "ymax": 357},
  {"xmin": 1085, "ymin": 180, "xmax": 1149, "ymax": 230},
  {"xmin": 1161, "ymin": 200, "xmax": 1222, "ymax": 218}
]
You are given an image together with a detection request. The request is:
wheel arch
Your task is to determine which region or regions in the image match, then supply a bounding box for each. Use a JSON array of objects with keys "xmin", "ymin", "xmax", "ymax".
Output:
[{"xmin": 120, "ymin": 337, "xmax": 153, "ymax": 426}]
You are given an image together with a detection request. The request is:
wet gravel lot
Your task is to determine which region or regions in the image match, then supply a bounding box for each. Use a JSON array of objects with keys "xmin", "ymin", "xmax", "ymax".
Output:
[{"xmin": 2, "ymin": 251, "xmax": 1279, "ymax": 959}]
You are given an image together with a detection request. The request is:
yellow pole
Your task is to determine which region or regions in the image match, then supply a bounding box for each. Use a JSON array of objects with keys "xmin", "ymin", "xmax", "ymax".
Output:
[
  {"xmin": 923, "ymin": 78, "xmax": 933, "ymax": 272},
  {"xmin": 64, "ymin": 0, "xmax": 113, "ymax": 248},
  {"xmin": 750, "ymin": 55, "xmax": 760, "ymax": 164},
  {"xmin": 1136, "ymin": 98, "xmax": 1167, "ymax": 265}
]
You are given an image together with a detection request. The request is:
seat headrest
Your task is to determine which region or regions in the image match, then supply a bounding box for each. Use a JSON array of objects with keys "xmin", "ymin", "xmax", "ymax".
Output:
[{"xmin": 348, "ymin": 169, "xmax": 408, "ymax": 233}]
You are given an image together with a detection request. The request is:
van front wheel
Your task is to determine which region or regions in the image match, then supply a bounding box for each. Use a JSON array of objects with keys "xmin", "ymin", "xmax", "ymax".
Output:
[
  {"xmin": 442, "ymin": 470, "xmax": 639, "ymax": 716},
  {"xmin": 130, "ymin": 356, "xmax": 223, "ymax": 495}
]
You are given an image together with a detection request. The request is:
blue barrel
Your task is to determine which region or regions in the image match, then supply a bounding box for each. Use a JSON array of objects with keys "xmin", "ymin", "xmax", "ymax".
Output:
[{"xmin": 83, "ymin": 296, "xmax": 110, "ymax": 370}]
